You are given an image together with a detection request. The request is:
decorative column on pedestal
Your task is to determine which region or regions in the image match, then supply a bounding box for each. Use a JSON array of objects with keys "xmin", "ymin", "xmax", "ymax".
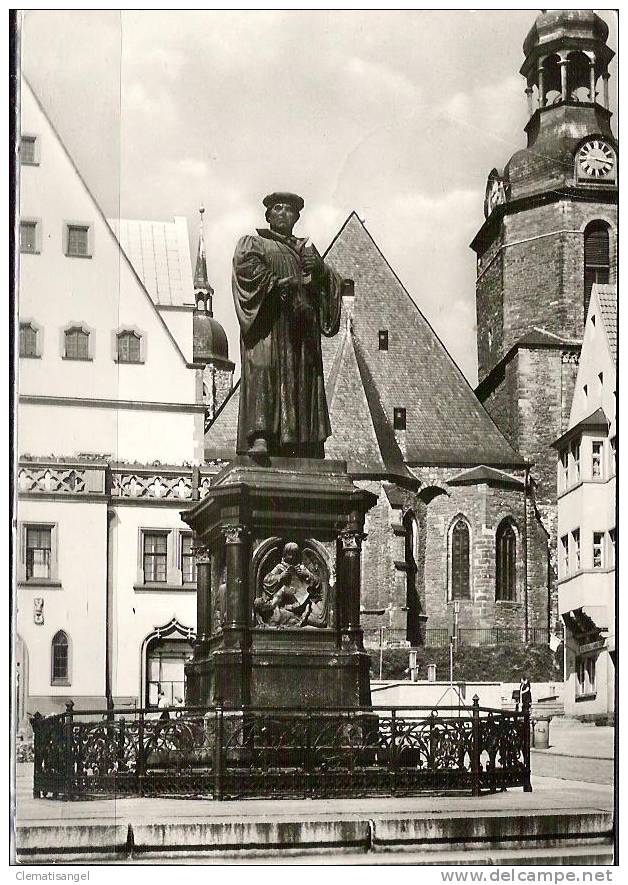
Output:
[
  {"xmin": 558, "ymin": 54, "xmax": 568, "ymax": 103},
  {"xmin": 339, "ymin": 527, "xmax": 367, "ymax": 649},
  {"xmin": 193, "ymin": 546, "xmax": 211, "ymax": 644},
  {"xmin": 223, "ymin": 524, "xmax": 250, "ymax": 634}
]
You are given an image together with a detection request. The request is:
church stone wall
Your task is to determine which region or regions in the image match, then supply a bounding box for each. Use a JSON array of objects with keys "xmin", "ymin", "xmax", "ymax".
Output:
[{"xmin": 358, "ymin": 469, "xmax": 549, "ymax": 644}]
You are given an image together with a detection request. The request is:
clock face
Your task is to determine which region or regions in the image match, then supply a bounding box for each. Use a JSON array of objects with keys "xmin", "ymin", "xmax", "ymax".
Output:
[{"xmin": 578, "ymin": 140, "xmax": 616, "ymax": 179}]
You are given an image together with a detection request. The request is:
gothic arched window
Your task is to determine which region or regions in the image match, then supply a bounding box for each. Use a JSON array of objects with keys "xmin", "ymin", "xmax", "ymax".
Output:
[
  {"xmin": 404, "ymin": 511, "xmax": 420, "ymax": 645},
  {"xmin": 584, "ymin": 221, "xmax": 610, "ymax": 319},
  {"xmin": 450, "ymin": 518, "xmax": 470, "ymax": 600},
  {"xmin": 51, "ymin": 630, "xmax": 70, "ymax": 684},
  {"xmin": 496, "ymin": 520, "xmax": 517, "ymax": 602}
]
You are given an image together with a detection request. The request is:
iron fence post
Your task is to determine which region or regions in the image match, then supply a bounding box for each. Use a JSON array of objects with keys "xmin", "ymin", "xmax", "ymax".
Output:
[
  {"xmin": 64, "ymin": 701, "xmax": 75, "ymax": 800},
  {"xmin": 213, "ymin": 706, "xmax": 223, "ymax": 800},
  {"xmin": 471, "ymin": 694, "xmax": 481, "ymax": 797},
  {"xmin": 522, "ymin": 698, "xmax": 532, "ymax": 792},
  {"xmin": 30, "ymin": 712, "xmax": 43, "ymax": 798},
  {"xmin": 136, "ymin": 708, "xmax": 145, "ymax": 797},
  {"xmin": 389, "ymin": 710, "xmax": 397, "ymax": 794}
]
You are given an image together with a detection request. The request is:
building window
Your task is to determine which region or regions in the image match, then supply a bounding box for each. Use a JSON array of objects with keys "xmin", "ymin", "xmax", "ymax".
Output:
[
  {"xmin": 181, "ymin": 533, "xmax": 196, "ymax": 585},
  {"xmin": 610, "ymin": 437, "xmax": 616, "ymax": 476},
  {"xmin": 393, "ymin": 407, "xmax": 406, "ymax": 430},
  {"xmin": 51, "ymin": 631, "xmax": 70, "ymax": 685},
  {"xmin": 451, "ymin": 518, "xmax": 470, "ymax": 600},
  {"xmin": 117, "ymin": 330, "xmax": 142, "ymax": 363},
  {"xmin": 64, "ymin": 326, "xmax": 90, "ymax": 360},
  {"xmin": 576, "ymin": 654, "xmax": 596, "ymax": 698},
  {"xmin": 378, "ymin": 330, "xmax": 389, "ymax": 351},
  {"xmin": 19, "ymin": 322, "xmax": 38, "ymax": 357},
  {"xmin": 496, "ymin": 521, "xmax": 517, "ymax": 601},
  {"xmin": 584, "ymin": 221, "xmax": 610, "ymax": 319},
  {"xmin": 146, "ymin": 638, "xmax": 190, "ymax": 708},
  {"xmin": 591, "ymin": 440, "xmax": 604, "ymax": 479},
  {"xmin": 143, "ymin": 532, "xmax": 168, "ymax": 583},
  {"xmin": 559, "ymin": 448, "xmax": 569, "ymax": 491},
  {"xmin": 560, "ymin": 535, "xmax": 569, "ymax": 578},
  {"xmin": 65, "ymin": 224, "xmax": 91, "ymax": 258},
  {"xmin": 26, "ymin": 526, "xmax": 52, "ymax": 580},
  {"xmin": 571, "ymin": 528, "xmax": 581, "ymax": 572},
  {"xmin": 570, "ymin": 439, "xmax": 581, "ymax": 483},
  {"xmin": 20, "ymin": 135, "xmax": 38, "ymax": 165},
  {"xmin": 592, "ymin": 531, "xmax": 604, "ymax": 569},
  {"xmin": 20, "ymin": 221, "xmax": 38, "ymax": 254}
]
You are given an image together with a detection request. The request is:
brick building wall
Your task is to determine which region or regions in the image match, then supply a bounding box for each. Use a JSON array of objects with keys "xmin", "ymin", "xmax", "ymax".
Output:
[
  {"xmin": 358, "ymin": 467, "xmax": 549, "ymax": 644},
  {"xmin": 476, "ymin": 200, "xmax": 618, "ymax": 386}
]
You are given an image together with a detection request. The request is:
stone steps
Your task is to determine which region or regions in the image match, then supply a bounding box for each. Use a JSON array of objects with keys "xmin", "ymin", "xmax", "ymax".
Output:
[{"xmin": 16, "ymin": 808, "xmax": 614, "ymax": 864}]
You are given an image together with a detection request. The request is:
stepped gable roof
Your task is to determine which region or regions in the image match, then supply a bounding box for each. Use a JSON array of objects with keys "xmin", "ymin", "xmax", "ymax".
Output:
[
  {"xmin": 448, "ymin": 466, "xmax": 525, "ymax": 489},
  {"xmin": 551, "ymin": 406, "xmax": 609, "ymax": 450},
  {"xmin": 594, "ymin": 284, "xmax": 617, "ymax": 365},
  {"xmin": 324, "ymin": 213, "xmax": 525, "ymax": 468},
  {"xmin": 108, "ymin": 217, "xmax": 195, "ymax": 307}
]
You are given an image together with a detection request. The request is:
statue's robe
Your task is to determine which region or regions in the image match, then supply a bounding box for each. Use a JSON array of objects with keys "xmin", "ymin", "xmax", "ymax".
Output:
[{"xmin": 232, "ymin": 228, "xmax": 342, "ymax": 455}]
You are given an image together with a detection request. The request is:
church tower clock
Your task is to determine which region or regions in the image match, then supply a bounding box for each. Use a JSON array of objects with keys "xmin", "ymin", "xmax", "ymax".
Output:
[
  {"xmin": 471, "ymin": 11, "xmax": 617, "ymax": 631},
  {"xmin": 472, "ymin": 10, "xmax": 617, "ymax": 524}
]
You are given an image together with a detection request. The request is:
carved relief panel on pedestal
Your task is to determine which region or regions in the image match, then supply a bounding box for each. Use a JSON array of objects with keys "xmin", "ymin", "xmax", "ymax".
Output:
[{"xmin": 253, "ymin": 540, "xmax": 330, "ymax": 629}]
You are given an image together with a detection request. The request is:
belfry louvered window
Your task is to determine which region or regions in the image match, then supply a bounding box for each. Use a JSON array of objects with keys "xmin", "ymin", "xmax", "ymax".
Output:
[
  {"xmin": 496, "ymin": 521, "xmax": 517, "ymax": 601},
  {"xmin": 451, "ymin": 518, "xmax": 470, "ymax": 599},
  {"xmin": 584, "ymin": 221, "xmax": 610, "ymax": 319}
]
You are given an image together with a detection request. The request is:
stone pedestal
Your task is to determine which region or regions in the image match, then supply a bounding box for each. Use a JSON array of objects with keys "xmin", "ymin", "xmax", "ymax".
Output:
[{"xmin": 183, "ymin": 457, "xmax": 377, "ymax": 710}]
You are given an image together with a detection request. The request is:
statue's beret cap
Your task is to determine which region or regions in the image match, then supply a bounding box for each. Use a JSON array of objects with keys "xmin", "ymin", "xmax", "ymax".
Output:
[{"xmin": 262, "ymin": 192, "xmax": 305, "ymax": 212}]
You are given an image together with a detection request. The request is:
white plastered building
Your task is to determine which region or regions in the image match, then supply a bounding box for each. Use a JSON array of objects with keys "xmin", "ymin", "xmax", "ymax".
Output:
[
  {"xmin": 552, "ymin": 283, "xmax": 616, "ymax": 720},
  {"xmin": 15, "ymin": 78, "xmax": 232, "ymax": 723}
]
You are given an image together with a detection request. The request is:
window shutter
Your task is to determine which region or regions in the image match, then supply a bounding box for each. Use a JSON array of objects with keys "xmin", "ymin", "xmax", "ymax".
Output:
[{"xmin": 584, "ymin": 225, "xmax": 610, "ymax": 266}]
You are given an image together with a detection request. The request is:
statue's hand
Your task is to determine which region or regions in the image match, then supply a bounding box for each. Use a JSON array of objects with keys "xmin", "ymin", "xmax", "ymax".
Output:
[
  {"xmin": 302, "ymin": 252, "xmax": 322, "ymax": 274},
  {"xmin": 277, "ymin": 276, "xmax": 298, "ymax": 301}
]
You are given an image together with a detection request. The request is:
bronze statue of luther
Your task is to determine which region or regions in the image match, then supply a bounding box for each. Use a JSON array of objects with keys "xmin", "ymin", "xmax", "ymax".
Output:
[{"xmin": 232, "ymin": 192, "xmax": 344, "ymax": 458}]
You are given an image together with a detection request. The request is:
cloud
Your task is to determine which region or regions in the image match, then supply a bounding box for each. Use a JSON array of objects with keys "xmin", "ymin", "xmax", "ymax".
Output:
[{"xmin": 344, "ymin": 56, "xmax": 420, "ymax": 104}]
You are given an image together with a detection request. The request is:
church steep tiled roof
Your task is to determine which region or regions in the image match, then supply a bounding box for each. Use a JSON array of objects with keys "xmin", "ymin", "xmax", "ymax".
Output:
[
  {"xmin": 594, "ymin": 284, "xmax": 617, "ymax": 365},
  {"xmin": 205, "ymin": 212, "xmax": 525, "ymax": 470},
  {"xmin": 108, "ymin": 217, "xmax": 195, "ymax": 307},
  {"xmin": 324, "ymin": 213, "xmax": 525, "ymax": 467}
]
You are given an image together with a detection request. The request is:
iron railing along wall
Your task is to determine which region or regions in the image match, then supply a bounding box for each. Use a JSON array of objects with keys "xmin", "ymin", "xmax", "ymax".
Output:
[
  {"xmin": 364, "ymin": 627, "xmax": 549, "ymax": 649},
  {"xmin": 31, "ymin": 698, "xmax": 531, "ymax": 801}
]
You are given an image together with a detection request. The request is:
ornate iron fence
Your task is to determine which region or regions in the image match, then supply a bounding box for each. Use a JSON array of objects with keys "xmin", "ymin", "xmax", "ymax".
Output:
[{"xmin": 31, "ymin": 698, "xmax": 531, "ymax": 801}]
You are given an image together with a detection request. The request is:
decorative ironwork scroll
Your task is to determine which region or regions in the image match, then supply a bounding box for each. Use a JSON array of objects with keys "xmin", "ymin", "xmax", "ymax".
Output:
[{"xmin": 31, "ymin": 699, "xmax": 531, "ymax": 801}]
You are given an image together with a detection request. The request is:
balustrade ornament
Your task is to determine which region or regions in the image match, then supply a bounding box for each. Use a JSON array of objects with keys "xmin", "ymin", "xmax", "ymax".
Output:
[
  {"xmin": 111, "ymin": 472, "xmax": 194, "ymax": 500},
  {"xmin": 18, "ymin": 466, "xmax": 86, "ymax": 495}
]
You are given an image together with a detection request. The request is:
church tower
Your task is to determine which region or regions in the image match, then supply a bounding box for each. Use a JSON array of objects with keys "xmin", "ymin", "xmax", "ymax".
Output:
[
  {"xmin": 472, "ymin": 10, "xmax": 617, "ymax": 533},
  {"xmin": 192, "ymin": 205, "xmax": 234, "ymax": 427}
]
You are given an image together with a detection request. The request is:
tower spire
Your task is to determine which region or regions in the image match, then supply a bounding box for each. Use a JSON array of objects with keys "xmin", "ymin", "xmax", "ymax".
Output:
[{"xmin": 194, "ymin": 204, "xmax": 214, "ymax": 315}]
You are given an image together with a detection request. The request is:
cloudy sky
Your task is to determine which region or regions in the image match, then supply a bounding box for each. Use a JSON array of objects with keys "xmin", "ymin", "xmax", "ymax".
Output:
[{"xmin": 20, "ymin": 9, "xmax": 618, "ymax": 384}]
